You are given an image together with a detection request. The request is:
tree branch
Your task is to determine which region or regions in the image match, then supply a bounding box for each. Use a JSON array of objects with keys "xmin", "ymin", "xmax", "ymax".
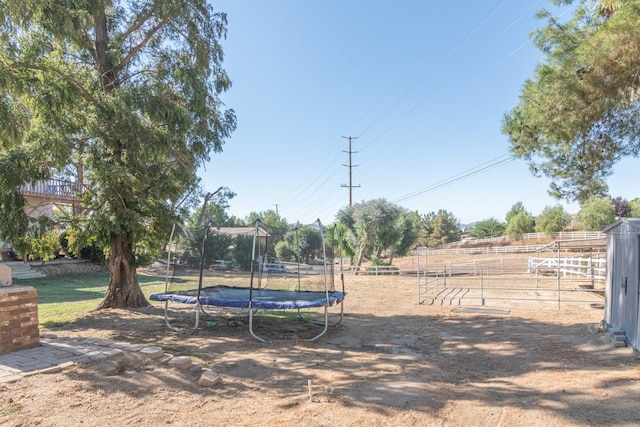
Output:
[
  {"xmin": 121, "ymin": 9, "xmax": 155, "ymax": 42},
  {"xmin": 10, "ymin": 62, "xmax": 96, "ymax": 104},
  {"xmin": 115, "ymin": 11, "xmax": 173, "ymax": 74}
]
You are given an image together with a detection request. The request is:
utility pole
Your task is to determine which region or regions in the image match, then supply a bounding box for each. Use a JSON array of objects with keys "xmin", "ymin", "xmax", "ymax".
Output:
[
  {"xmin": 273, "ymin": 204, "xmax": 280, "ymax": 215},
  {"xmin": 341, "ymin": 136, "xmax": 360, "ymax": 207}
]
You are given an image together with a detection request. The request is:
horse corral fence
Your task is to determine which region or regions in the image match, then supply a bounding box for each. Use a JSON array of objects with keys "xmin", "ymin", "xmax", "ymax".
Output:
[{"xmin": 415, "ymin": 247, "xmax": 606, "ymax": 309}]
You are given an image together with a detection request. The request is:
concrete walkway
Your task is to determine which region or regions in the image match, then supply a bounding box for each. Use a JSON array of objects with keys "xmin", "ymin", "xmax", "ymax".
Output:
[
  {"xmin": 0, "ymin": 335, "xmax": 221, "ymax": 386},
  {"xmin": 0, "ymin": 335, "xmax": 141, "ymax": 383}
]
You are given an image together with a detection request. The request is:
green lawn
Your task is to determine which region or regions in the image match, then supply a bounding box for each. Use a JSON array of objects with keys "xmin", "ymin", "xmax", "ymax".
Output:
[
  {"xmin": 14, "ymin": 269, "xmax": 327, "ymax": 327},
  {"xmin": 14, "ymin": 272, "xmax": 172, "ymax": 326}
]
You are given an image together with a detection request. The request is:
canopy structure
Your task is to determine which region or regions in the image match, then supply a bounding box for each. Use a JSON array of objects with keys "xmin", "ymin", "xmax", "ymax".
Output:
[{"xmin": 543, "ymin": 238, "xmax": 606, "ymax": 251}]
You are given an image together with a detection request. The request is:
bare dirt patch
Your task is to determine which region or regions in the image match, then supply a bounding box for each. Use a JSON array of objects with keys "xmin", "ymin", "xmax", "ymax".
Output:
[{"xmin": 1, "ymin": 261, "xmax": 639, "ymax": 426}]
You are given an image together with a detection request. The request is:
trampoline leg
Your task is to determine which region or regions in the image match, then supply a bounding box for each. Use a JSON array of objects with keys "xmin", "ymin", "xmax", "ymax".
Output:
[
  {"xmin": 162, "ymin": 300, "xmax": 201, "ymax": 335},
  {"xmin": 248, "ymin": 304, "xmax": 266, "ymax": 343},
  {"xmin": 303, "ymin": 306, "xmax": 329, "ymax": 342}
]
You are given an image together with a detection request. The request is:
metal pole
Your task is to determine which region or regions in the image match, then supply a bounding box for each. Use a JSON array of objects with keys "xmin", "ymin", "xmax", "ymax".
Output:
[{"xmin": 341, "ymin": 136, "xmax": 360, "ymax": 207}]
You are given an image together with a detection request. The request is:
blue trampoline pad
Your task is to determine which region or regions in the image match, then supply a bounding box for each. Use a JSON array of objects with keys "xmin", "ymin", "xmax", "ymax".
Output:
[{"xmin": 150, "ymin": 285, "xmax": 346, "ymax": 310}]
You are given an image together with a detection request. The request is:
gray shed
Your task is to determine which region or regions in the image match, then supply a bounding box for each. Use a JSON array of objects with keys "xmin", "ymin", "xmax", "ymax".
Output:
[{"xmin": 603, "ymin": 218, "xmax": 640, "ymax": 351}]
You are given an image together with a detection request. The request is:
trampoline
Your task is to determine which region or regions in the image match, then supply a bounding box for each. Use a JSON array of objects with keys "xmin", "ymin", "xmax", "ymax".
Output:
[
  {"xmin": 151, "ymin": 286, "xmax": 346, "ymax": 310},
  {"xmin": 153, "ymin": 218, "xmax": 346, "ymax": 342}
]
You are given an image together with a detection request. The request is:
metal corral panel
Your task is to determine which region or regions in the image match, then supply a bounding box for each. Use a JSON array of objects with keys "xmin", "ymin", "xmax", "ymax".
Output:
[{"xmin": 604, "ymin": 218, "xmax": 640, "ymax": 351}]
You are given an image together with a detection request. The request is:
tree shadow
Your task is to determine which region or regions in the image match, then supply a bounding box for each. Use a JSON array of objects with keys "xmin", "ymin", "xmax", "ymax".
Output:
[{"xmin": 44, "ymin": 302, "xmax": 640, "ymax": 425}]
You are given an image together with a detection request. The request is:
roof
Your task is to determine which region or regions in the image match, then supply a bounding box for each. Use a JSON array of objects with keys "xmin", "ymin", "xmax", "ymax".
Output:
[
  {"xmin": 215, "ymin": 227, "xmax": 269, "ymax": 238},
  {"xmin": 546, "ymin": 238, "xmax": 606, "ymax": 250},
  {"xmin": 602, "ymin": 218, "xmax": 640, "ymax": 235}
]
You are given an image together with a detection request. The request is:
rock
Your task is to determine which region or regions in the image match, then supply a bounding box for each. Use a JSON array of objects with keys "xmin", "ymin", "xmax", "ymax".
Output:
[
  {"xmin": 168, "ymin": 356, "xmax": 192, "ymax": 370},
  {"xmin": 198, "ymin": 370, "xmax": 222, "ymax": 387},
  {"xmin": 140, "ymin": 346, "xmax": 164, "ymax": 360}
]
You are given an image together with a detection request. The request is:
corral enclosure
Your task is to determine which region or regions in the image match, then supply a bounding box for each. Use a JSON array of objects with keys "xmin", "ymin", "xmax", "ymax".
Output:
[
  {"xmin": 348, "ymin": 245, "xmax": 606, "ymax": 310},
  {"xmin": 417, "ymin": 252, "xmax": 605, "ymax": 309}
]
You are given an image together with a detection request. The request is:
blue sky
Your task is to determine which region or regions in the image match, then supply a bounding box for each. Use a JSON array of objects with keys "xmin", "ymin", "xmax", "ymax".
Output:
[{"xmin": 201, "ymin": 0, "xmax": 637, "ymax": 226}]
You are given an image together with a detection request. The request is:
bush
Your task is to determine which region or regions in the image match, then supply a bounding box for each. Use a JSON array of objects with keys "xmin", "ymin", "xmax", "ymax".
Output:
[
  {"xmin": 365, "ymin": 258, "xmax": 399, "ymax": 275},
  {"xmin": 80, "ymin": 244, "xmax": 105, "ymax": 264}
]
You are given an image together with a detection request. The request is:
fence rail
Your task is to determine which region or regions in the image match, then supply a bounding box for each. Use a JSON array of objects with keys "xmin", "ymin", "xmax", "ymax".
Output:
[
  {"xmin": 415, "ymin": 253, "xmax": 605, "ymax": 309},
  {"xmin": 424, "ymin": 245, "xmax": 548, "ymax": 256},
  {"xmin": 438, "ymin": 231, "xmax": 606, "ymax": 249}
]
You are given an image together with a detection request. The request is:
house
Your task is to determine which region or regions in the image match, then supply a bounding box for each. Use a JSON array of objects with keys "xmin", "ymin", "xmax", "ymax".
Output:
[
  {"xmin": 19, "ymin": 178, "xmax": 81, "ymax": 218},
  {"xmin": 215, "ymin": 226, "xmax": 269, "ymax": 248}
]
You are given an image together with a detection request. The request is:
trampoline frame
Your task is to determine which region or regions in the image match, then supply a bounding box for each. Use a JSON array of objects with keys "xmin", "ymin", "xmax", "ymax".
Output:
[{"xmin": 154, "ymin": 219, "xmax": 346, "ymax": 342}]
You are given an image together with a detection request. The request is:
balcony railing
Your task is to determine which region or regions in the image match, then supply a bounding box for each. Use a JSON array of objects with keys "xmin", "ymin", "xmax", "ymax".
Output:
[{"xmin": 19, "ymin": 178, "xmax": 80, "ymax": 201}]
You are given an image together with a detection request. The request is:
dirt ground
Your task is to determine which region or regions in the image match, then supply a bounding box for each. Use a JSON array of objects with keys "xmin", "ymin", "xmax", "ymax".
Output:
[{"xmin": 2, "ymin": 259, "xmax": 640, "ymax": 427}]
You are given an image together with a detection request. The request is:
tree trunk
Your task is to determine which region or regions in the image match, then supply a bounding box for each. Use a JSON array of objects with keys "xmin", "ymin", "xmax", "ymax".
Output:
[
  {"xmin": 96, "ymin": 232, "xmax": 149, "ymax": 309},
  {"xmin": 355, "ymin": 244, "xmax": 367, "ymax": 274}
]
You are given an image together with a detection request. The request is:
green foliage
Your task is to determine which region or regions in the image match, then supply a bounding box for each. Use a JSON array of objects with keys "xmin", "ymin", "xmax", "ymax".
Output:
[
  {"xmin": 233, "ymin": 235, "xmax": 260, "ymax": 271},
  {"xmin": 232, "ymin": 235, "xmax": 264, "ymax": 271},
  {"xmin": 0, "ymin": 1, "xmax": 237, "ymax": 307},
  {"xmin": 535, "ymin": 205, "xmax": 572, "ymax": 235},
  {"xmin": 190, "ymin": 189, "xmax": 237, "ymax": 226},
  {"xmin": 502, "ymin": 1, "xmax": 640, "ymax": 202},
  {"xmin": 471, "ymin": 218, "xmax": 506, "ymax": 239},
  {"xmin": 0, "ymin": 149, "xmax": 49, "ymax": 246},
  {"xmin": 327, "ymin": 222, "xmax": 356, "ymax": 262},
  {"xmin": 274, "ymin": 240, "xmax": 294, "ymax": 261},
  {"xmin": 506, "ymin": 212, "xmax": 536, "ymax": 240},
  {"xmin": 181, "ymin": 226, "xmax": 234, "ymax": 268},
  {"xmin": 336, "ymin": 199, "xmax": 412, "ymax": 266},
  {"xmin": 247, "ymin": 210, "xmax": 289, "ymax": 256},
  {"xmin": 11, "ymin": 217, "xmax": 61, "ymax": 261},
  {"xmin": 393, "ymin": 212, "xmax": 419, "ymax": 258},
  {"xmin": 422, "ymin": 210, "xmax": 461, "ymax": 247},
  {"xmin": 505, "ymin": 202, "xmax": 529, "ymax": 223},
  {"xmin": 630, "ymin": 198, "xmax": 640, "ymax": 217},
  {"xmin": 79, "ymin": 244, "xmax": 105, "ymax": 264},
  {"xmin": 576, "ymin": 197, "xmax": 616, "ymax": 230},
  {"xmin": 287, "ymin": 226, "xmax": 323, "ymax": 264}
]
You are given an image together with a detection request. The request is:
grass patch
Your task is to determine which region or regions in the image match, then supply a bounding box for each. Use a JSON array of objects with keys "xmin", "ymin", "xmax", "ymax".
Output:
[
  {"xmin": 12, "ymin": 268, "xmax": 333, "ymax": 328},
  {"xmin": 14, "ymin": 271, "xmax": 173, "ymax": 327}
]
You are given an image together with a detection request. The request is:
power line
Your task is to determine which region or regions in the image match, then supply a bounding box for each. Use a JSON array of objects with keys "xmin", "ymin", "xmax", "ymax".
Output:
[{"xmin": 392, "ymin": 154, "xmax": 514, "ymax": 203}]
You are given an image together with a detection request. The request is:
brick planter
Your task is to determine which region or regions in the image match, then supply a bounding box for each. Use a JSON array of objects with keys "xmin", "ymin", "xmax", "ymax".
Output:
[{"xmin": 0, "ymin": 286, "xmax": 39, "ymax": 355}]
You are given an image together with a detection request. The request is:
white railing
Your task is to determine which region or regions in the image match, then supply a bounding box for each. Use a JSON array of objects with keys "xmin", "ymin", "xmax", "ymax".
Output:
[
  {"xmin": 425, "ymin": 245, "xmax": 548, "ymax": 256},
  {"xmin": 346, "ymin": 265, "xmax": 402, "ymax": 275},
  {"xmin": 520, "ymin": 231, "xmax": 605, "ymax": 240},
  {"xmin": 435, "ymin": 231, "xmax": 606, "ymax": 249},
  {"xmin": 528, "ymin": 256, "xmax": 606, "ymax": 281},
  {"xmin": 19, "ymin": 178, "xmax": 79, "ymax": 200}
]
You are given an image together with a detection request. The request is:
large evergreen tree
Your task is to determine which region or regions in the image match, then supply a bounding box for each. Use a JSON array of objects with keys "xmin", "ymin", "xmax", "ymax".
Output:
[
  {"xmin": 421, "ymin": 210, "xmax": 461, "ymax": 248},
  {"xmin": 502, "ymin": 0, "xmax": 640, "ymax": 202},
  {"xmin": 0, "ymin": 1, "xmax": 236, "ymax": 308}
]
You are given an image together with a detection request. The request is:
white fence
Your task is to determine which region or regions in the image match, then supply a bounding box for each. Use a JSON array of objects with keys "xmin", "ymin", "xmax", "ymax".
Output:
[
  {"xmin": 425, "ymin": 245, "xmax": 548, "ymax": 256},
  {"xmin": 438, "ymin": 231, "xmax": 606, "ymax": 249},
  {"xmin": 521, "ymin": 231, "xmax": 605, "ymax": 240},
  {"xmin": 528, "ymin": 257, "xmax": 606, "ymax": 281}
]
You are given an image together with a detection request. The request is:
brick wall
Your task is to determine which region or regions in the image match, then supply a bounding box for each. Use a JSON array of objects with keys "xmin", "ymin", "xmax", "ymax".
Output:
[{"xmin": 0, "ymin": 286, "xmax": 39, "ymax": 355}]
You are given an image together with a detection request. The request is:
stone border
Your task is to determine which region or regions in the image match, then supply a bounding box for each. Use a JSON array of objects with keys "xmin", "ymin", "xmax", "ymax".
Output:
[{"xmin": 0, "ymin": 334, "xmax": 221, "ymax": 387}]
